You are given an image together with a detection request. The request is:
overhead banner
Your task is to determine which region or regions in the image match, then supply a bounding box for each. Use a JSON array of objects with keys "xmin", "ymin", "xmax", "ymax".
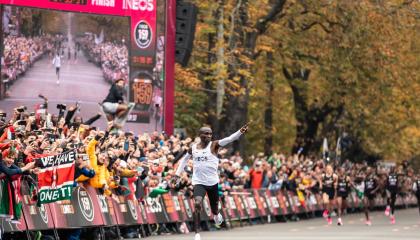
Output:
[{"xmin": 36, "ymin": 151, "xmax": 76, "ymax": 204}]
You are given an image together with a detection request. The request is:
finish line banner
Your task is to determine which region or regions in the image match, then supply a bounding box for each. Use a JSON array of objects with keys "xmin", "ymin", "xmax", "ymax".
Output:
[{"xmin": 36, "ymin": 151, "xmax": 76, "ymax": 204}]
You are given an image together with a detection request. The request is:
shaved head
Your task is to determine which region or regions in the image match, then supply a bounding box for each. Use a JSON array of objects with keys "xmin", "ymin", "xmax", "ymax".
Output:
[{"xmin": 199, "ymin": 127, "xmax": 212, "ymax": 134}]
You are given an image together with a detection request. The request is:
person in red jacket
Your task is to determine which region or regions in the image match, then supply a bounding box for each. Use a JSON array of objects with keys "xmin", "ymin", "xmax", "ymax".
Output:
[{"xmin": 249, "ymin": 161, "xmax": 265, "ymax": 189}]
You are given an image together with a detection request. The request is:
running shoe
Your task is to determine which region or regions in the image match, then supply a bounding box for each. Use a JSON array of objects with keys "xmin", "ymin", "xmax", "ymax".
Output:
[
  {"xmin": 194, "ymin": 233, "xmax": 201, "ymax": 240},
  {"xmin": 390, "ymin": 215, "xmax": 395, "ymax": 224},
  {"xmin": 327, "ymin": 217, "xmax": 332, "ymax": 225},
  {"xmin": 322, "ymin": 209, "xmax": 329, "ymax": 218},
  {"xmin": 337, "ymin": 218, "xmax": 343, "ymax": 226},
  {"xmin": 214, "ymin": 212, "xmax": 223, "ymax": 228},
  {"xmin": 365, "ymin": 220, "xmax": 372, "ymax": 226},
  {"xmin": 384, "ymin": 206, "xmax": 390, "ymax": 216}
]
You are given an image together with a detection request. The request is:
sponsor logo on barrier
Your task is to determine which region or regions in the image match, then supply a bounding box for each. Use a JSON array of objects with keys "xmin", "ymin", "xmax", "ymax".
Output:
[
  {"xmin": 146, "ymin": 197, "xmax": 162, "ymax": 213},
  {"xmin": 39, "ymin": 204, "xmax": 48, "ymax": 224},
  {"xmin": 134, "ymin": 21, "xmax": 152, "ymax": 49},
  {"xmin": 97, "ymin": 195, "xmax": 109, "ymax": 213},
  {"xmin": 271, "ymin": 196, "xmax": 280, "ymax": 208},
  {"xmin": 127, "ymin": 200, "xmax": 138, "ymax": 220},
  {"xmin": 77, "ymin": 188, "xmax": 94, "ymax": 222}
]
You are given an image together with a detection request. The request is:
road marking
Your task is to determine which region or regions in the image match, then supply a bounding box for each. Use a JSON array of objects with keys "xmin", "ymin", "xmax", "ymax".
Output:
[
  {"xmin": 403, "ymin": 226, "xmax": 410, "ymax": 230},
  {"xmin": 290, "ymin": 228, "xmax": 299, "ymax": 232},
  {"xmin": 348, "ymin": 220, "xmax": 355, "ymax": 224},
  {"xmin": 392, "ymin": 228, "xmax": 399, "ymax": 232},
  {"xmin": 307, "ymin": 226, "xmax": 316, "ymax": 230}
]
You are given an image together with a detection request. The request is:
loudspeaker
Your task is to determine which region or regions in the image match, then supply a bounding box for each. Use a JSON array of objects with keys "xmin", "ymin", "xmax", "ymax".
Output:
[{"xmin": 175, "ymin": 1, "xmax": 198, "ymax": 66}]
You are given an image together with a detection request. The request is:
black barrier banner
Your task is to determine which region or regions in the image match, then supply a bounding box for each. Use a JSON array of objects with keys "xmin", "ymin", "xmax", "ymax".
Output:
[
  {"xmin": 20, "ymin": 181, "xmax": 55, "ymax": 231},
  {"xmin": 255, "ymin": 190, "xmax": 270, "ymax": 217},
  {"xmin": 225, "ymin": 195, "xmax": 240, "ymax": 220},
  {"xmin": 240, "ymin": 191, "xmax": 259, "ymax": 219},
  {"xmin": 287, "ymin": 191, "xmax": 305, "ymax": 214},
  {"xmin": 176, "ymin": 193, "xmax": 193, "ymax": 222},
  {"xmin": 161, "ymin": 193, "xmax": 180, "ymax": 223},
  {"xmin": 49, "ymin": 185, "xmax": 104, "ymax": 228},
  {"xmin": 145, "ymin": 196, "xmax": 167, "ymax": 223},
  {"xmin": 265, "ymin": 190, "xmax": 282, "ymax": 216},
  {"xmin": 110, "ymin": 195, "xmax": 140, "ymax": 226},
  {"xmin": 95, "ymin": 190, "xmax": 118, "ymax": 226},
  {"xmin": 4, "ymin": 186, "xmax": 420, "ymax": 233}
]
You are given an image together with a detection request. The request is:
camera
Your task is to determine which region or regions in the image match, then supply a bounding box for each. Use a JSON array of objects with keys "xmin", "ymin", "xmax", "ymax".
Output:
[
  {"xmin": 16, "ymin": 106, "xmax": 27, "ymax": 113},
  {"xmin": 57, "ymin": 104, "xmax": 67, "ymax": 111}
]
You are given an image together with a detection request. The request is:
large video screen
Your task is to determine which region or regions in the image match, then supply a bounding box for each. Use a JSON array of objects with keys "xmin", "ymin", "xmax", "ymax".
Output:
[{"xmin": 1, "ymin": 4, "xmax": 166, "ymax": 132}]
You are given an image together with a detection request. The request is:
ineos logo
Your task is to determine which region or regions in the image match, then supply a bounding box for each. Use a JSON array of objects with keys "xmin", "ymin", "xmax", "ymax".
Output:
[
  {"xmin": 38, "ymin": 204, "xmax": 48, "ymax": 224},
  {"xmin": 127, "ymin": 200, "xmax": 138, "ymax": 220},
  {"xmin": 123, "ymin": 0, "xmax": 154, "ymax": 11},
  {"xmin": 146, "ymin": 197, "xmax": 162, "ymax": 213},
  {"xmin": 134, "ymin": 21, "xmax": 152, "ymax": 49},
  {"xmin": 77, "ymin": 188, "xmax": 94, "ymax": 222}
]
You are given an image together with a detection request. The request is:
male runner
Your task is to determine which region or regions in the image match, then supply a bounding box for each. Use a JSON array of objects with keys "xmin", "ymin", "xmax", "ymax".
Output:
[
  {"xmin": 363, "ymin": 167, "xmax": 380, "ymax": 226},
  {"xmin": 52, "ymin": 53, "xmax": 62, "ymax": 85},
  {"xmin": 173, "ymin": 123, "xmax": 249, "ymax": 240},
  {"xmin": 336, "ymin": 167, "xmax": 352, "ymax": 226},
  {"xmin": 319, "ymin": 164, "xmax": 337, "ymax": 225},
  {"xmin": 413, "ymin": 171, "xmax": 420, "ymax": 218},
  {"xmin": 384, "ymin": 166, "xmax": 399, "ymax": 224}
]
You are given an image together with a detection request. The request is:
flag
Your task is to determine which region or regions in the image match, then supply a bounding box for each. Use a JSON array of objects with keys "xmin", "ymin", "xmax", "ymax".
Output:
[
  {"xmin": 336, "ymin": 137, "xmax": 342, "ymax": 163},
  {"xmin": 94, "ymin": 29, "xmax": 104, "ymax": 45},
  {"xmin": 322, "ymin": 138, "xmax": 329, "ymax": 162},
  {"xmin": 0, "ymin": 175, "xmax": 23, "ymax": 220},
  {"xmin": 35, "ymin": 151, "xmax": 76, "ymax": 204}
]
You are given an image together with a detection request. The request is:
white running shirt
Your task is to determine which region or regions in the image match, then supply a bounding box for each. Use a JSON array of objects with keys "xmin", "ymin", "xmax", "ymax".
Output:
[{"xmin": 191, "ymin": 142, "xmax": 219, "ymax": 186}]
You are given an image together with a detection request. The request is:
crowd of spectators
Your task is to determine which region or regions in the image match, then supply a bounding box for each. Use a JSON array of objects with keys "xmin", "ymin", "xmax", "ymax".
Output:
[
  {"xmin": 78, "ymin": 36, "xmax": 128, "ymax": 83},
  {"xmin": 2, "ymin": 101, "xmax": 417, "ymax": 205},
  {"xmin": 1, "ymin": 35, "xmax": 50, "ymax": 86},
  {"xmin": 0, "ymin": 101, "xmax": 418, "ymax": 238}
]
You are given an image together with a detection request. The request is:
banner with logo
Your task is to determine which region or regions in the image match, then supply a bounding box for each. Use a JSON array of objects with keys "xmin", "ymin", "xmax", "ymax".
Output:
[
  {"xmin": 175, "ymin": 193, "xmax": 194, "ymax": 222},
  {"xmin": 95, "ymin": 189, "xmax": 119, "ymax": 226},
  {"xmin": 3, "ymin": 187, "xmax": 419, "ymax": 232},
  {"xmin": 110, "ymin": 194, "xmax": 141, "ymax": 226},
  {"xmin": 240, "ymin": 191, "xmax": 259, "ymax": 219},
  {"xmin": 254, "ymin": 190, "xmax": 269, "ymax": 217},
  {"xmin": 225, "ymin": 195, "xmax": 240, "ymax": 220},
  {"xmin": 48, "ymin": 185, "xmax": 104, "ymax": 228},
  {"xmin": 287, "ymin": 191, "xmax": 305, "ymax": 214},
  {"xmin": 275, "ymin": 190, "xmax": 292, "ymax": 215},
  {"xmin": 35, "ymin": 151, "xmax": 76, "ymax": 204},
  {"xmin": 144, "ymin": 196, "xmax": 168, "ymax": 223},
  {"xmin": 265, "ymin": 190, "xmax": 282, "ymax": 216},
  {"xmin": 161, "ymin": 192, "xmax": 180, "ymax": 223}
]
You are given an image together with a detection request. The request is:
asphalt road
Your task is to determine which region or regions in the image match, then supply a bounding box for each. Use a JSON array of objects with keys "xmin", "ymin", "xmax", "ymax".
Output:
[{"xmin": 146, "ymin": 208, "xmax": 420, "ymax": 240}]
